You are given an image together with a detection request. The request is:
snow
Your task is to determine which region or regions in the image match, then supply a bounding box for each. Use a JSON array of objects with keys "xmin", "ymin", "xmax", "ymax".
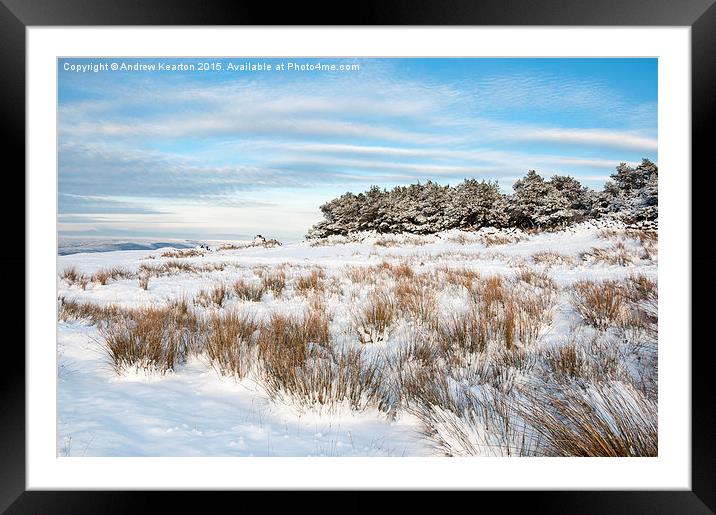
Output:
[{"xmin": 57, "ymin": 223, "xmax": 657, "ymax": 457}]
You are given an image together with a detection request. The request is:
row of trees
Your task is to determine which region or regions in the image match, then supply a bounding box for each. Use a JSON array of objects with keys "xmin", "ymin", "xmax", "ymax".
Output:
[{"xmin": 307, "ymin": 159, "xmax": 657, "ymax": 238}]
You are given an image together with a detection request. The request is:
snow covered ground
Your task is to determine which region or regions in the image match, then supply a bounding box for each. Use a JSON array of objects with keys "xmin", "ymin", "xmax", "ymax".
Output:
[{"xmin": 57, "ymin": 221, "xmax": 658, "ymax": 457}]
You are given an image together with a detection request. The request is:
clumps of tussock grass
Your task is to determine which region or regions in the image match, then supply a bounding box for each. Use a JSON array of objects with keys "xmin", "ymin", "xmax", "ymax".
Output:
[
  {"xmin": 618, "ymin": 274, "xmax": 658, "ymax": 340},
  {"xmin": 478, "ymin": 233, "xmax": 525, "ymax": 247},
  {"xmin": 205, "ymin": 310, "xmax": 259, "ymax": 379},
  {"xmin": 513, "ymin": 266, "xmax": 556, "ymax": 290},
  {"xmin": 373, "ymin": 234, "xmax": 430, "ymax": 247},
  {"xmin": 161, "ymin": 248, "xmax": 204, "ymax": 258},
  {"xmin": 446, "ymin": 232, "xmax": 477, "ymax": 245},
  {"xmin": 219, "ymin": 239, "xmax": 281, "ymax": 251},
  {"xmin": 58, "ymin": 297, "xmax": 128, "ymax": 324},
  {"xmin": 354, "ymin": 288, "xmax": 399, "ymax": 344},
  {"xmin": 572, "ymin": 276, "xmax": 657, "ymax": 337},
  {"xmin": 295, "ymin": 268, "xmax": 326, "ymax": 296},
  {"xmin": 257, "ymin": 311, "xmax": 331, "ymax": 368},
  {"xmin": 219, "ymin": 243, "xmax": 247, "ymax": 251},
  {"xmin": 580, "ymin": 242, "xmax": 635, "ymax": 266},
  {"xmin": 521, "ymin": 381, "xmax": 657, "ymax": 457},
  {"xmin": 542, "ymin": 342, "xmax": 590, "ymax": 382},
  {"xmin": 531, "ymin": 251, "xmax": 576, "ymax": 267},
  {"xmin": 195, "ymin": 283, "xmax": 230, "ymax": 307},
  {"xmin": 436, "ymin": 311, "xmax": 489, "ymax": 356},
  {"xmin": 256, "ymin": 310, "xmax": 382, "ymax": 411},
  {"xmin": 437, "ymin": 266, "xmax": 480, "ymax": 290},
  {"xmin": 407, "ymin": 378, "xmax": 538, "ymax": 457},
  {"xmin": 60, "ymin": 266, "xmax": 89, "ymax": 289},
  {"xmin": 264, "ymin": 346, "xmax": 384, "ymax": 412},
  {"xmin": 381, "ymin": 330, "xmax": 443, "ymax": 412},
  {"xmin": 599, "ymin": 227, "xmax": 657, "ymax": 245},
  {"xmin": 345, "ymin": 265, "xmax": 377, "ymax": 285},
  {"xmin": 571, "ymin": 279, "xmax": 625, "ymax": 330},
  {"xmin": 393, "ymin": 279, "xmax": 438, "ymax": 327},
  {"xmin": 210, "ymin": 283, "xmax": 228, "ymax": 307},
  {"xmin": 61, "ymin": 266, "xmax": 137, "ymax": 288},
  {"xmin": 383, "ymin": 261, "xmax": 414, "ymax": 280},
  {"xmin": 259, "ymin": 269, "xmax": 286, "ymax": 297},
  {"xmin": 90, "ymin": 266, "xmax": 134, "ymax": 285},
  {"xmin": 465, "ymin": 275, "xmax": 555, "ymax": 349},
  {"xmin": 233, "ymin": 279, "xmax": 265, "ymax": 302},
  {"xmin": 99, "ymin": 305, "xmax": 198, "ymax": 374},
  {"xmin": 138, "ymin": 260, "xmax": 231, "ymax": 278}
]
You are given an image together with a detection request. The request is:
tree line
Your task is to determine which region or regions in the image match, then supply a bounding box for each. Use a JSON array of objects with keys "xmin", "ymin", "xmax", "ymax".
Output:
[{"xmin": 307, "ymin": 159, "xmax": 657, "ymax": 238}]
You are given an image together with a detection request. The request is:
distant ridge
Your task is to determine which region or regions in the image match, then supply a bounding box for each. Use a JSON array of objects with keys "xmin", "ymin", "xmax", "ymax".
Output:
[{"xmin": 58, "ymin": 238, "xmax": 196, "ymax": 256}]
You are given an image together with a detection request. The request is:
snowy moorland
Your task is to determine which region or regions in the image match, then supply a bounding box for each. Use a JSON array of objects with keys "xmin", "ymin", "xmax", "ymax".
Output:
[{"xmin": 57, "ymin": 220, "xmax": 657, "ymax": 457}]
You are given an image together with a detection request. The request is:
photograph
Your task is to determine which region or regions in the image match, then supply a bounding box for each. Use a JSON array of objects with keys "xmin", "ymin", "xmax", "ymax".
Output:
[{"xmin": 56, "ymin": 56, "xmax": 659, "ymax": 458}]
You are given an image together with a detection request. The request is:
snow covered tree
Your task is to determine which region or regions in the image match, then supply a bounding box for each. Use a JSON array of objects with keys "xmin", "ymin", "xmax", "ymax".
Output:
[
  {"xmin": 447, "ymin": 179, "xmax": 509, "ymax": 229},
  {"xmin": 509, "ymin": 170, "xmax": 573, "ymax": 229},
  {"xmin": 548, "ymin": 175, "xmax": 592, "ymax": 221},
  {"xmin": 592, "ymin": 159, "xmax": 658, "ymax": 223},
  {"xmin": 304, "ymin": 160, "xmax": 657, "ymax": 238}
]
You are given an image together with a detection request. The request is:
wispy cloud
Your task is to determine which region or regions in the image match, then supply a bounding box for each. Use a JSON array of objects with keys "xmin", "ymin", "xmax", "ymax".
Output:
[{"xmin": 58, "ymin": 57, "xmax": 657, "ymax": 239}]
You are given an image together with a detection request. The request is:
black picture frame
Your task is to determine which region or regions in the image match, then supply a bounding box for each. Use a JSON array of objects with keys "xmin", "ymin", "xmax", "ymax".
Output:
[{"xmin": 3, "ymin": 0, "xmax": 711, "ymax": 511}]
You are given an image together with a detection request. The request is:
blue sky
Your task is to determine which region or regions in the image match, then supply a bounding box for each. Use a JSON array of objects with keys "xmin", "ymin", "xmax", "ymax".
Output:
[{"xmin": 58, "ymin": 58, "xmax": 657, "ymax": 240}]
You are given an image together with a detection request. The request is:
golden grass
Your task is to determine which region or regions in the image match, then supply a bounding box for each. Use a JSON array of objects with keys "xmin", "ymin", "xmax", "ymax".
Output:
[
  {"xmin": 206, "ymin": 310, "xmax": 259, "ymax": 378},
  {"xmin": 531, "ymin": 251, "xmax": 576, "ymax": 267},
  {"xmin": 581, "ymin": 242, "xmax": 634, "ymax": 266},
  {"xmin": 522, "ymin": 381, "xmax": 657, "ymax": 457},
  {"xmin": 354, "ymin": 288, "xmax": 398, "ymax": 344},
  {"xmin": 233, "ymin": 279, "xmax": 265, "ymax": 302},
  {"xmin": 161, "ymin": 248, "xmax": 205, "ymax": 258},
  {"xmin": 571, "ymin": 279, "xmax": 625, "ymax": 329},
  {"xmin": 394, "ymin": 279, "xmax": 438, "ymax": 326},
  {"xmin": 260, "ymin": 269, "xmax": 286, "ymax": 297},
  {"xmin": 295, "ymin": 268, "xmax": 325, "ymax": 296},
  {"xmin": 100, "ymin": 306, "xmax": 185, "ymax": 374},
  {"xmin": 58, "ymin": 297, "xmax": 128, "ymax": 324}
]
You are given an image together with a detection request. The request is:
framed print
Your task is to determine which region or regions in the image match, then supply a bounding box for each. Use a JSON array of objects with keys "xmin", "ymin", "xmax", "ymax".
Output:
[{"xmin": 4, "ymin": 0, "xmax": 712, "ymax": 511}]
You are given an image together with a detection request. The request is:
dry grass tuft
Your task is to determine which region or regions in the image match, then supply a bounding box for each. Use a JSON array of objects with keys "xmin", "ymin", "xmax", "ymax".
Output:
[
  {"xmin": 194, "ymin": 283, "xmax": 230, "ymax": 308},
  {"xmin": 295, "ymin": 268, "xmax": 326, "ymax": 296},
  {"xmin": 345, "ymin": 266, "xmax": 376, "ymax": 285},
  {"xmin": 210, "ymin": 283, "xmax": 229, "ymax": 307},
  {"xmin": 543, "ymin": 342, "xmax": 589, "ymax": 381},
  {"xmin": 479, "ymin": 233, "xmax": 525, "ymax": 247},
  {"xmin": 531, "ymin": 251, "xmax": 576, "ymax": 267},
  {"xmin": 514, "ymin": 266, "xmax": 556, "ymax": 290},
  {"xmin": 572, "ymin": 280, "xmax": 625, "ymax": 329},
  {"xmin": 374, "ymin": 235, "xmax": 428, "ymax": 247},
  {"xmin": 60, "ymin": 266, "xmax": 89, "ymax": 289},
  {"xmin": 100, "ymin": 306, "xmax": 186, "ymax": 374},
  {"xmin": 260, "ymin": 269, "xmax": 286, "ymax": 297},
  {"xmin": 407, "ymin": 378, "xmax": 537, "ymax": 456},
  {"xmin": 436, "ymin": 311, "xmax": 488, "ymax": 355},
  {"xmin": 354, "ymin": 288, "xmax": 399, "ymax": 344},
  {"xmin": 394, "ymin": 279, "xmax": 438, "ymax": 326},
  {"xmin": 387, "ymin": 262, "xmax": 415, "ymax": 280},
  {"xmin": 161, "ymin": 248, "xmax": 204, "ymax": 258},
  {"xmin": 256, "ymin": 310, "xmax": 382, "ymax": 411},
  {"xmin": 206, "ymin": 310, "xmax": 259, "ymax": 378},
  {"xmin": 91, "ymin": 267, "xmax": 134, "ymax": 285},
  {"xmin": 58, "ymin": 297, "xmax": 128, "ymax": 324},
  {"xmin": 522, "ymin": 381, "xmax": 657, "ymax": 457},
  {"xmin": 233, "ymin": 279, "xmax": 265, "ymax": 302},
  {"xmin": 581, "ymin": 242, "xmax": 634, "ymax": 266},
  {"xmin": 438, "ymin": 266, "xmax": 480, "ymax": 290}
]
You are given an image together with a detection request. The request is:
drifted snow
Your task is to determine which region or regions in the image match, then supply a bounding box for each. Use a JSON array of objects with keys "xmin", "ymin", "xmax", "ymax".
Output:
[{"xmin": 56, "ymin": 222, "xmax": 656, "ymax": 457}]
